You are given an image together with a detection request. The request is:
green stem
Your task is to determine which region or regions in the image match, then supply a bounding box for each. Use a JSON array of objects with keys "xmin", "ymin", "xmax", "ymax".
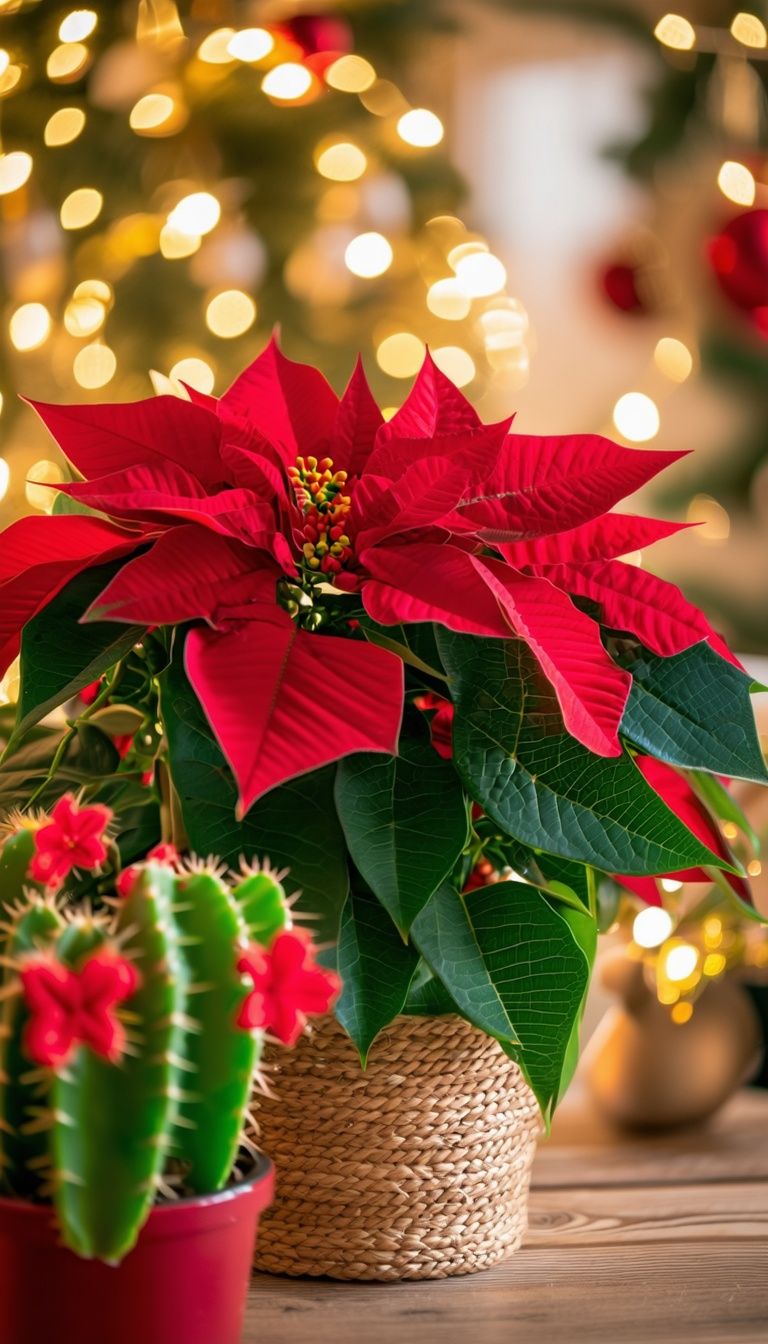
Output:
[
  {"xmin": 26, "ymin": 661, "xmax": 125, "ymax": 808},
  {"xmin": 586, "ymin": 867, "xmax": 598, "ymax": 921}
]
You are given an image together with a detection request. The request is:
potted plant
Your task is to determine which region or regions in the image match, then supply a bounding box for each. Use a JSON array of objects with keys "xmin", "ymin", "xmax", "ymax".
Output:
[
  {"xmin": 0, "ymin": 807, "xmax": 338, "ymax": 1343},
  {"xmin": 0, "ymin": 340, "xmax": 765, "ymax": 1280}
]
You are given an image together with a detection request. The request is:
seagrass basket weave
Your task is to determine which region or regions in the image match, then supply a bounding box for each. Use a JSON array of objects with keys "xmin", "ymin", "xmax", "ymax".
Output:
[{"xmin": 252, "ymin": 1012, "xmax": 541, "ymax": 1280}]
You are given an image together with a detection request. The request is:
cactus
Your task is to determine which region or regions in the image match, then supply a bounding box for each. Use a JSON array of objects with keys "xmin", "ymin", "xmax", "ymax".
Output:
[{"xmin": 0, "ymin": 828, "xmax": 322, "ymax": 1262}]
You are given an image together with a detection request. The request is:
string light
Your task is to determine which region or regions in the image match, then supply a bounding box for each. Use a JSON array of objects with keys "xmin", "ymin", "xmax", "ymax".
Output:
[
  {"xmin": 129, "ymin": 93, "xmax": 177, "ymax": 134},
  {"xmin": 426, "ymin": 278, "xmax": 471, "ymax": 320},
  {"xmin": 26, "ymin": 459, "xmax": 64, "ymax": 512},
  {"xmin": 703, "ymin": 952, "xmax": 727, "ymax": 977},
  {"xmin": 654, "ymin": 336, "xmax": 694, "ymax": 382},
  {"xmin": 686, "ymin": 493, "xmax": 731, "ymax": 543},
  {"xmin": 46, "ymin": 43, "xmax": 91, "ymax": 82},
  {"xmin": 717, "ymin": 159, "xmax": 756, "ymax": 206},
  {"xmin": 0, "ymin": 50, "xmax": 8, "ymax": 77},
  {"xmin": 612, "ymin": 391, "xmax": 660, "ymax": 442},
  {"xmin": 344, "ymin": 231, "xmax": 393, "ymax": 278},
  {"xmin": 64, "ymin": 296, "xmax": 106, "ymax": 336},
  {"xmin": 197, "ymin": 29, "xmax": 236, "ymax": 64},
  {"xmin": 747, "ymin": 859, "xmax": 763, "ymax": 877},
  {"xmin": 376, "ymin": 332, "xmax": 425, "ymax": 377},
  {"xmin": 228, "ymin": 28, "xmax": 274, "ymax": 62},
  {"xmin": 654, "ymin": 14, "xmax": 696, "ymax": 50},
  {"xmin": 0, "ymin": 457, "xmax": 8, "ymax": 504},
  {"xmin": 670, "ymin": 1002, "xmax": 693, "ymax": 1024},
  {"xmin": 730, "ymin": 12, "xmax": 768, "ymax": 48},
  {"xmin": 44, "ymin": 107, "xmax": 86, "ymax": 146},
  {"xmin": 632, "ymin": 907, "xmax": 674, "ymax": 949},
  {"xmin": 665, "ymin": 943, "xmax": 699, "ymax": 982},
  {"xmin": 262, "ymin": 64, "xmax": 313, "ymax": 101},
  {"xmin": 169, "ymin": 356, "xmax": 214, "ymax": 393},
  {"xmin": 0, "ymin": 151, "xmax": 32, "ymax": 195},
  {"xmin": 0, "ymin": 64, "xmax": 21, "ymax": 96},
  {"xmin": 453, "ymin": 250, "xmax": 507, "ymax": 298},
  {"xmin": 325, "ymin": 55, "xmax": 376, "ymax": 93},
  {"xmin": 9, "ymin": 303, "xmax": 51, "ymax": 351},
  {"xmin": 431, "ymin": 345, "xmax": 475, "ymax": 386},
  {"xmin": 205, "ymin": 289, "xmax": 256, "ymax": 338},
  {"xmin": 167, "ymin": 192, "xmax": 220, "ymax": 237},
  {"xmin": 60, "ymin": 186, "xmax": 103, "ymax": 229},
  {"xmin": 73, "ymin": 342, "xmax": 116, "ymax": 388},
  {"xmin": 159, "ymin": 224, "xmax": 201, "ymax": 259},
  {"xmin": 315, "ymin": 142, "xmax": 367, "ymax": 182},
  {"xmin": 396, "ymin": 109, "xmax": 444, "ymax": 148},
  {"xmin": 58, "ymin": 10, "xmax": 97, "ymax": 42}
]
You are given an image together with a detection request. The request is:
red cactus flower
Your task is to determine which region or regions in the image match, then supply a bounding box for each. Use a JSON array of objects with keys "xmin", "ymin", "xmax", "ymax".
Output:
[
  {"xmin": 28, "ymin": 793, "xmax": 112, "ymax": 890},
  {"xmin": 2, "ymin": 339, "xmax": 736, "ymax": 813},
  {"xmin": 20, "ymin": 950, "xmax": 139, "ymax": 1068},
  {"xmin": 116, "ymin": 841, "xmax": 182, "ymax": 897},
  {"xmin": 237, "ymin": 927, "xmax": 341, "ymax": 1046}
]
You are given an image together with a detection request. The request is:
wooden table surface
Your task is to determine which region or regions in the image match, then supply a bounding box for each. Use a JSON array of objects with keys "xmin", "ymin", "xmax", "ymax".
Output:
[{"xmin": 246, "ymin": 1087, "xmax": 768, "ymax": 1344}]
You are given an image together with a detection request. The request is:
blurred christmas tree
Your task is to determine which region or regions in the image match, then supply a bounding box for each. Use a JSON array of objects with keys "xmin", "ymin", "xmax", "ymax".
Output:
[
  {"xmin": 0, "ymin": 0, "xmax": 531, "ymax": 524},
  {"xmin": 500, "ymin": 0, "xmax": 768, "ymax": 648}
]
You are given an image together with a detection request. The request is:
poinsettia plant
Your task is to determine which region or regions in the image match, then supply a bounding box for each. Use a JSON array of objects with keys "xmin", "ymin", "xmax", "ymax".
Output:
[{"xmin": 1, "ymin": 340, "xmax": 766, "ymax": 1120}]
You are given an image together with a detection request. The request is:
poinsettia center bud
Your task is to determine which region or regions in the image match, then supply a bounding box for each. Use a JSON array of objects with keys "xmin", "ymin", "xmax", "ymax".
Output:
[{"xmin": 287, "ymin": 455, "xmax": 354, "ymax": 578}]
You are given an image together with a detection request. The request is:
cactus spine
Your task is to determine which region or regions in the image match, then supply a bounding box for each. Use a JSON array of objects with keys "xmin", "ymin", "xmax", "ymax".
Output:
[{"xmin": 0, "ymin": 851, "xmax": 295, "ymax": 1262}]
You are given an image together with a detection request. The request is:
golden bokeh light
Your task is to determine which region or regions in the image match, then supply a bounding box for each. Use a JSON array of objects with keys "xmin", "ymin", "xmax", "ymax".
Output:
[
  {"xmin": 159, "ymin": 224, "xmax": 201, "ymax": 259},
  {"xmin": 169, "ymin": 356, "xmax": 215, "ymax": 394},
  {"xmin": 612, "ymin": 391, "xmax": 660, "ymax": 442},
  {"xmin": 0, "ymin": 49, "xmax": 8, "ymax": 77},
  {"xmin": 665, "ymin": 942, "xmax": 699, "ymax": 982},
  {"xmin": 197, "ymin": 28, "xmax": 236, "ymax": 64},
  {"xmin": 0, "ymin": 151, "xmax": 32, "ymax": 195},
  {"xmin": 60, "ymin": 186, "xmax": 103, "ymax": 229},
  {"xmin": 654, "ymin": 14, "xmax": 696, "ymax": 49},
  {"xmin": 396, "ymin": 108, "xmax": 444, "ymax": 148},
  {"xmin": 44, "ymin": 106, "xmax": 86, "ymax": 146},
  {"xmin": 426, "ymin": 277, "xmax": 471, "ymax": 321},
  {"xmin": 73, "ymin": 342, "xmax": 117, "ymax": 388},
  {"xmin": 344, "ymin": 231, "xmax": 393, "ymax": 278},
  {"xmin": 64, "ymin": 296, "xmax": 106, "ymax": 337},
  {"xmin": 261, "ymin": 63, "xmax": 313, "ymax": 101},
  {"xmin": 717, "ymin": 159, "xmax": 756, "ymax": 207},
  {"xmin": 376, "ymin": 332, "xmax": 425, "ymax": 377},
  {"xmin": 167, "ymin": 192, "xmax": 220, "ymax": 237},
  {"xmin": 58, "ymin": 10, "xmax": 97, "ymax": 42},
  {"xmin": 325, "ymin": 55, "xmax": 376, "ymax": 93},
  {"xmin": 632, "ymin": 907, "xmax": 674, "ymax": 949},
  {"xmin": 9, "ymin": 303, "xmax": 52, "ymax": 351},
  {"xmin": 670, "ymin": 1002, "xmax": 693, "ymax": 1025},
  {"xmin": 686, "ymin": 493, "xmax": 731, "ymax": 543},
  {"xmin": 454, "ymin": 250, "xmax": 507, "ymax": 298},
  {"xmin": 0, "ymin": 656, "xmax": 20, "ymax": 706},
  {"xmin": 129, "ymin": 92, "xmax": 177, "ymax": 134},
  {"xmin": 47, "ymin": 43, "xmax": 91, "ymax": 82},
  {"xmin": 205, "ymin": 289, "xmax": 256, "ymax": 338},
  {"xmin": 315, "ymin": 141, "xmax": 367, "ymax": 182},
  {"xmin": 0, "ymin": 455, "xmax": 8, "ymax": 504},
  {"xmin": 654, "ymin": 336, "xmax": 694, "ymax": 382},
  {"xmin": 0, "ymin": 64, "xmax": 22, "ymax": 97},
  {"xmin": 26, "ymin": 458, "xmax": 64, "ymax": 512},
  {"xmin": 228, "ymin": 28, "xmax": 274, "ymax": 62},
  {"xmin": 431, "ymin": 345, "xmax": 476, "ymax": 387},
  {"xmin": 731, "ymin": 12, "xmax": 768, "ymax": 48}
]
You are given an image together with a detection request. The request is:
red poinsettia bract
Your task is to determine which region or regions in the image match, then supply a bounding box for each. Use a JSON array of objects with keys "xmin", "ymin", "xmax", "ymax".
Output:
[
  {"xmin": 20, "ymin": 950, "xmax": 139, "ymax": 1068},
  {"xmin": 237, "ymin": 927, "xmax": 341, "ymax": 1046},
  {"xmin": 1, "ymin": 339, "xmax": 735, "ymax": 813}
]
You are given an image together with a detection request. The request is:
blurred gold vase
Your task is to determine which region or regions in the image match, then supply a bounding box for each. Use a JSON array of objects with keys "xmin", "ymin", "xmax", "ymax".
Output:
[{"xmin": 585, "ymin": 952, "xmax": 763, "ymax": 1129}]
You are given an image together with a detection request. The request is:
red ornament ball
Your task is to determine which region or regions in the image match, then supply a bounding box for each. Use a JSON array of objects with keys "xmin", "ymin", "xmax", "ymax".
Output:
[
  {"xmin": 599, "ymin": 261, "xmax": 648, "ymax": 314},
  {"xmin": 708, "ymin": 208, "xmax": 768, "ymax": 334}
]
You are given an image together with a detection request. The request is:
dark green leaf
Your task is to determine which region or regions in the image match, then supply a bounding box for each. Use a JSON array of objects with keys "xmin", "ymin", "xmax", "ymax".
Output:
[
  {"xmin": 334, "ymin": 882, "xmax": 420, "ymax": 1062},
  {"xmin": 402, "ymin": 961, "xmax": 458, "ymax": 1016},
  {"xmin": 334, "ymin": 741, "xmax": 469, "ymax": 935},
  {"xmin": 412, "ymin": 881, "xmax": 595, "ymax": 1118},
  {"xmin": 5, "ymin": 563, "xmax": 144, "ymax": 758},
  {"xmin": 159, "ymin": 637, "xmax": 349, "ymax": 941},
  {"xmin": 438, "ymin": 630, "xmax": 732, "ymax": 877},
  {"xmin": 620, "ymin": 643, "xmax": 768, "ymax": 785}
]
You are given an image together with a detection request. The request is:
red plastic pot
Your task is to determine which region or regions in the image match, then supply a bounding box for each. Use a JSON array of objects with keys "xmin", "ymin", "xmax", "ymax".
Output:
[{"xmin": 0, "ymin": 1155, "xmax": 274, "ymax": 1344}]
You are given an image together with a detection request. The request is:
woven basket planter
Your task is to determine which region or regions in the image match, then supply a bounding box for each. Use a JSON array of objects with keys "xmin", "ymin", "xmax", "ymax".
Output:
[{"xmin": 252, "ymin": 1013, "xmax": 541, "ymax": 1281}]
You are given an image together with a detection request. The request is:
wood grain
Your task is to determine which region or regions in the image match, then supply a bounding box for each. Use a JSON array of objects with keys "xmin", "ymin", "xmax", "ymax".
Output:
[{"xmin": 245, "ymin": 1087, "xmax": 768, "ymax": 1344}]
